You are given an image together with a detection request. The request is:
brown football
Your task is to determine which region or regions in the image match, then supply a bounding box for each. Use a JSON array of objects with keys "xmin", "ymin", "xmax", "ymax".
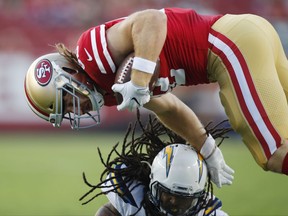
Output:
[{"xmin": 114, "ymin": 53, "xmax": 160, "ymax": 104}]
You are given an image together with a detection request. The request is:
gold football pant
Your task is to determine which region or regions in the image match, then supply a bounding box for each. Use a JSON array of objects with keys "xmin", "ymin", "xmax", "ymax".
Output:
[{"xmin": 208, "ymin": 14, "xmax": 288, "ymax": 169}]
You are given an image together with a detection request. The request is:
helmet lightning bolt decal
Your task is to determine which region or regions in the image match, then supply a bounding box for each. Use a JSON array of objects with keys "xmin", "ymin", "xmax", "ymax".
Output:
[
  {"xmin": 163, "ymin": 145, "xmax": 174, "ymax": 177},
  {"xmin": 197, "ymin": 153, "xmax": 204, "ymax": 183}
]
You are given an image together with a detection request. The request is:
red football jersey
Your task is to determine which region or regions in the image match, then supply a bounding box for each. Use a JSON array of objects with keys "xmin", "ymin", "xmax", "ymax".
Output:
[{"xmin": 76, "ymin": 8, "xmax": 222, "ymax": 106}]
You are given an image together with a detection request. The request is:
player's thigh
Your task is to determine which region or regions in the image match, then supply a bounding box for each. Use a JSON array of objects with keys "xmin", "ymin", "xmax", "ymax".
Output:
[
  {"xmin": 209, "ymin": 14, "xmax": 288, "ymax": 167},
  {"xmin": 275, "ymin": 40, "xmax": 288, "ymax": 100},
  {"xmin": 215, "ymin": 63, "xmax": 269, "ymax": 168}
]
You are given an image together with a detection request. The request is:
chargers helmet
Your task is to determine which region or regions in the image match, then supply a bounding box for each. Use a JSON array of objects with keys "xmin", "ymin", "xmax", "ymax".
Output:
[
  {"xmin": 149, "ymin": 144, "xmax": 208, "ymax": 216},
  {"xmin": 24, "ymin": 53, "xmax": 104, "ymax": 129}
]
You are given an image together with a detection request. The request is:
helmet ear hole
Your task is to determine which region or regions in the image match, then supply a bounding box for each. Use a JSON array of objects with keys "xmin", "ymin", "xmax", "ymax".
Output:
[
  {"xmin": 48, "ymin": 103, "xmax": 54, "ymax": 111},
  {"xmin": 62, "ymin": 67, "xmax": 77, "ymax": 74}
]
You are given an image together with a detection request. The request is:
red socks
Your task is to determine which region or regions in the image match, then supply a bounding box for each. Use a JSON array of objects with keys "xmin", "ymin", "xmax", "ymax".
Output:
[{"xmin": 282, "ymin": 153, "xmax": 288, "ymax": 175}]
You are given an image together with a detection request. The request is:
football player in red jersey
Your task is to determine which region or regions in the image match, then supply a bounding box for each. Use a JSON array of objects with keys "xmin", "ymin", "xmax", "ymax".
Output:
[{"xmin": 25, "ymin": 7, "xmax": 288, "ymax": 183}]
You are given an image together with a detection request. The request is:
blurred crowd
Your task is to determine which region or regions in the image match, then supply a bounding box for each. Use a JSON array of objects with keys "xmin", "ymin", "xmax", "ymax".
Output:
[
  {"xmin": 1, "ymin": 0, "xmax": 288, "ymax": 55},
  {"xmin": 1, "ymin": 0, "xmax": 288, "ymax": 130}
]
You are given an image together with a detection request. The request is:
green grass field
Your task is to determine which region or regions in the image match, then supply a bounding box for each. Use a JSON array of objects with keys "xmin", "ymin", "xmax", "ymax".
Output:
[{"xmin": 1, "ymin": 131, "xmax": 287, "ymax": 216}]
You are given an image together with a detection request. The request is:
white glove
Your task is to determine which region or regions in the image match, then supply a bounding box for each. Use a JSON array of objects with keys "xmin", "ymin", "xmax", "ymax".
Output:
[
  {"xmin": 200, "ymin": 134, "xmax": 234, "ymax": 188},
  {"xmin": 111, "ymin": 81, "xmax": 150, "ymax": 111}
]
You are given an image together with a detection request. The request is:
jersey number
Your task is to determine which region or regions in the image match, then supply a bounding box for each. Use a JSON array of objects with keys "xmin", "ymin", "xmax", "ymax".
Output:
[{"xmin": 155, "ymin": 69, "xmax": 186, "ymax": 92}]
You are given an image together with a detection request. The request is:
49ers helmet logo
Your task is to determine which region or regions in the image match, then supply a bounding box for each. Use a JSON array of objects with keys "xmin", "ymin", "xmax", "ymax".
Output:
[{"xmin": 35, "ymin": 59, "xmax": 52, "ymax": 86}]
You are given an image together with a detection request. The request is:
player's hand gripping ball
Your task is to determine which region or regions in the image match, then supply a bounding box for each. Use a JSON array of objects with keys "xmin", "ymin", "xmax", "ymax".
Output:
[{"xmin": 113, "ymin": 53, "xmax": 160, "ymax": 105}]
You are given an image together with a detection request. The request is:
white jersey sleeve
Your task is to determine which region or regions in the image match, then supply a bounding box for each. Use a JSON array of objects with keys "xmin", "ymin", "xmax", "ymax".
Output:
[{"xmin": 101, "ymin": 164, "xmax": 146, "ymax": 216}]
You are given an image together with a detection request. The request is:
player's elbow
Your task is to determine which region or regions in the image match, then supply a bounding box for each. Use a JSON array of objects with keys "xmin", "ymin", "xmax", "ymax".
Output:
[
  {"xmin": 132, "ymin": 9, "xmax": 167, "ymax": 30},
  {"xmin": 146, "ymin": 9, "xmax": 167, "ymax": 24},
  {"xmin": 137, "ymin": 9, "xmax": 166, "ymax": 21}
]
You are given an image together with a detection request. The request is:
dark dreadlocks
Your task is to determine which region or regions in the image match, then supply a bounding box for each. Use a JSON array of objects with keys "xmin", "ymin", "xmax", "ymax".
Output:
[{"xmin": 79, "ymin": 111, "xmax": 232, "ymax": 215}]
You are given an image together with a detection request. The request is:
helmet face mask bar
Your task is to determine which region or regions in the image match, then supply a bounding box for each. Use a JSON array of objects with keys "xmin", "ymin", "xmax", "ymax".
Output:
[
  {"xmin": 150, "ymin": 181, "xmax": 205, "ymax": 216},
  {"xmin": 24, "ymin": 53, "xmax": 104, "ymax": 129},
  {"xmin": 50, "ymin": 68, "xmax": 103, "ymax": 129}
]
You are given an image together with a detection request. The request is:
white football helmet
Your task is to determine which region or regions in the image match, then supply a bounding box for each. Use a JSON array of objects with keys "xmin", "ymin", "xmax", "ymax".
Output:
[
  {"xmin": 149, "ymin": 144, "xmax": 208, "ymax": 216},
  {"xmin": 24, "ymin": 53, "xmax": 104, "ymax": 129}
]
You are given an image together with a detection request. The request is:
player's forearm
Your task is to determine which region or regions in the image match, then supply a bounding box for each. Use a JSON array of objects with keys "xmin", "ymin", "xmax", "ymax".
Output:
[
  {"xmin": 158, "ymin": 105, "xmax": 207, "ymax": 151},
  {"xmin": 145, "ymin": 94, "xmax": 207, "ymax": 151}
]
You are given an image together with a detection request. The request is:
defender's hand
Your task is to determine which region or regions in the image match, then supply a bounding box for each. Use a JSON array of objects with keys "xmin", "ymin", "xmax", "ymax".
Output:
[
  {"xmin": 112, "ymin": 81, "xmax": 150, "ymax": 111},
  {"xmin": 200, "ymin": 134, "xmax": 234, "ymax": 188}
]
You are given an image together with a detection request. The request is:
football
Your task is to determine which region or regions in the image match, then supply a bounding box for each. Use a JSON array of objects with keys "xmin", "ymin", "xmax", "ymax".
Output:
[{"xmin": 114, "ymin": 53, "xmax": 160, "ymax": 104}]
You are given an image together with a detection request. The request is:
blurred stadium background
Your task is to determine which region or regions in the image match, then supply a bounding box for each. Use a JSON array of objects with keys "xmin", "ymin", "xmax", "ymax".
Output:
[{"xmin": 0, "ymin": 0, "xmax": 288, "ymax": 215}]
